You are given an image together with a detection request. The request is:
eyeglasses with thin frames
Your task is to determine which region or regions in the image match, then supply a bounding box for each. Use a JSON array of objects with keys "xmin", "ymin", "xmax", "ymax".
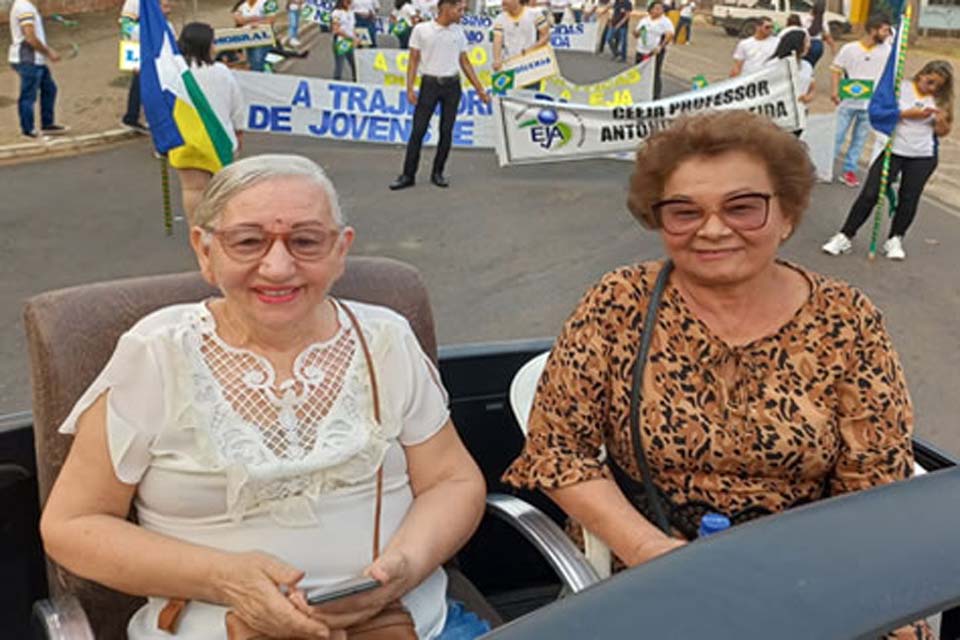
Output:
[
  {"xmin": 203, "ymin": 223, "xmax": 343, "ymax": 262},
  {"xmin": 651, "ymin": 192, "xmax": 774, "ymax": 235}
]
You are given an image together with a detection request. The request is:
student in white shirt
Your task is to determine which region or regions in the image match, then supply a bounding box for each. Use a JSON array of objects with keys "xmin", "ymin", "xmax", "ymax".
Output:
[
  {"xmin": 332, "ymin": 0, "xmax": 361, "ymax": 79},
  {"xmin": 492, "ymin": 0, "xmax": 550, "ymax": 71},
  {"xmin": 634, "ymin": 0, "xmax": 674, "ymax": 99},
  {"xmin": 389, "ymin": 0, "xmax": 490, "ymax": 190},
  {"xmin": 676, "ymin": 0, "xmax": 694, "ymax": 44},
  {"xmin": 729, "ymin": 17, "xmax": 778, "ymax": 77},
  {"xmin": 168, "ymin": 22, "xmax": 246, "ymax": 223},
  {"xmin": 8, "ymin": 0, "xmax": 67, "ymax": 137},
  {"xmin": 824, "ymin": 60, "xmax": 954, "ymax": 261},
  {"xmin": 233, "ymin": 0, "xmax": 278, "ymax": 71},
  {"xmin": 829, "ymin": 13, "xmax": 892, "ymax": 188},
  {"xmin": 390, "ymin": 0, "xmax": 419, "ymax": 48},
  {"xmin": 352, "ymin": 0, "xmax": 380, "ymax": 46}
]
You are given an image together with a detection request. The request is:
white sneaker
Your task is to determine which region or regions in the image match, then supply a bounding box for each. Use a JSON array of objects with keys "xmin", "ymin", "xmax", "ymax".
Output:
[
  {"xmin": 883, "ymin": 236, "xmax": 906, "ymax": 260},
  {"xmin": 821, "ymin": 233, "xmax": 852, "ymax": 256},
  {"xmin": 289, "ymin": 37, "xmax": 301, "ymax": 47}
]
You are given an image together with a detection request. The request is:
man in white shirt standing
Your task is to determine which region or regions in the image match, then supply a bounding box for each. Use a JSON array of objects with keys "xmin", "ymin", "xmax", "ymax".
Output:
[
  {"xmin": 634, "ymin": 0, "xmax": 674, "ymax": 99},
  {"xmin": 389, "ymin": 0, "xmax": 490, "ymax": 190},
  {"xmin": 8, "ymin": 0, "xmax": 67, "ymax": 138},
  {"xmin": 729, "ymin": 16, "xmax": 778, "ymax": 77},
  {"xmin": 492, "ymin": 0, "xmax": 550, "ymax": 73},
  {"xmin": 677, "ymin": 0, "xmax": 694, "ymax": 44},
  {"xmin": 830, "ymin": 13, "xmax": 892, "ymax": 188}
]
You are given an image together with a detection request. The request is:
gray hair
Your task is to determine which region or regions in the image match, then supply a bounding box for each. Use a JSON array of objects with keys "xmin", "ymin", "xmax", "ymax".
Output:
[{"xmin": 192, "ymin": 154, "xmax": 346, "ymax": 228}]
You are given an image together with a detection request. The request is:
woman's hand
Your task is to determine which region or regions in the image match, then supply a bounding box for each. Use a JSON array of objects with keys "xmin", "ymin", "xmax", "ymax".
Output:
[
  {"xmin": 216, "ymin": 551, "xmax": 331, "ymax": 639},
  {"xmin": 298, "ymin": 550, "xmax": 415, "ymax": 630},
  {"xmin": 625, "ymin": 535, "xmax": 687, "ymax": 567}
]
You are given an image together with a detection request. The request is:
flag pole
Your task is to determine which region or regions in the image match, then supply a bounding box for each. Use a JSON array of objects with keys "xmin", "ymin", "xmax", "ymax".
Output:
[
  {"xmin": 868, "ymin": 5, "xmax": 912, "ymax": 260},
  {"xmin": 160, "ymin": 154, "xmax": 173, "ymax": 236}
]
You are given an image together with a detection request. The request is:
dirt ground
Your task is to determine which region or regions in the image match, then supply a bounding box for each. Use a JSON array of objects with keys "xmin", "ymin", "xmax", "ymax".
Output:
[{"xmin": 0, "ymin": 0, "xmax": 240, "ymax": 145}]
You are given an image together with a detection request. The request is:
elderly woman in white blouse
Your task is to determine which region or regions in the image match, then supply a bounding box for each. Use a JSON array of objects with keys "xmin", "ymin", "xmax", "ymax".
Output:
[{"xmin": 40, "ymin": 154, "xmax": 487, "ymax": 639}]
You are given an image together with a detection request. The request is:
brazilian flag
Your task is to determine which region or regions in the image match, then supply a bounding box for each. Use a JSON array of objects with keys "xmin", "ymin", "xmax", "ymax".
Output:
[
  {"xmin": 390, "ymin": 19, "xmax": 410, "ymax": 37},
  {"xmin": 334, "ymin": 36, "xmax": 354, "ymax": 56},
  {"xmin": 492, "ymin": 70, "xmax": 516, "ymax": 95},
  {"xmin": 839, "ymin": 79, "xmax": 874, "ymax": 100},
  {"xmin": 692, "ymin": 74, "xmax": 708, "ymax": 90}
]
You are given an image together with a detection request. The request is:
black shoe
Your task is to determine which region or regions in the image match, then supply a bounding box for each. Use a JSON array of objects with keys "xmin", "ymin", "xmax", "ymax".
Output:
[
  {"xmin": 23, "ymin": 129, "xmax": 39, "ymax": 139},
  {"xmin": 41, "ymin": 124, "xmax": 69, "ymax": 135},
  {"xmin": 430, "ymin": 173, "xmax": 449, "ymax": 188},
  {"xmin": 389, "ymin": 175, "xmax": 415, "ymax": 190},
  {"xmin": 123, "ymin": 120, "xmax": 150, "ymax": 134}
]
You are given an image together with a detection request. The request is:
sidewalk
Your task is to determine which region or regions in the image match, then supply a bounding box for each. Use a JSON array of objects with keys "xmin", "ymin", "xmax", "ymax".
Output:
[{"xmin": 662, "ymin": 17, "xmax": 960, "ymax": 209}]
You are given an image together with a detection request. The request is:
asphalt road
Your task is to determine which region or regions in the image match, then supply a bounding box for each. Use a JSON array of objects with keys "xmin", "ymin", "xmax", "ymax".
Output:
[{"xmin": 2, "ymin": 45, "xmax": 958, "ymax": 457}]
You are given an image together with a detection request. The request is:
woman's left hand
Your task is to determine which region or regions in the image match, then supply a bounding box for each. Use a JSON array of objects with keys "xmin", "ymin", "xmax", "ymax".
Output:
[{"xmin": 292, "ymin": 550, "xmax": 414, "ymax": 630}]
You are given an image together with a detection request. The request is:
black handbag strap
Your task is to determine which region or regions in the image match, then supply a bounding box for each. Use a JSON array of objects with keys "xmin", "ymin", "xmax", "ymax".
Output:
[{"xmin": 628, "ymin": 260, "xmax": 674, "ymax": 534}]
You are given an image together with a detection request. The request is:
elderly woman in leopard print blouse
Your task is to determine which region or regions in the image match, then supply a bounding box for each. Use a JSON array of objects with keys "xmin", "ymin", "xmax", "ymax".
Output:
[{"xmin": 504, "ymin": 112, "xmax": 926, "ymax": 638}]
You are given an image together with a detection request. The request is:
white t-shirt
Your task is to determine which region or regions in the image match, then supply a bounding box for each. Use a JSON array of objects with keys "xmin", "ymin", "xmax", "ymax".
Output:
[
  {"xmin": 800, "ymin": 13, "xmax": 824, "ymax": 40},
  {"xmin": 188, "ymin": 62, "xmax": 245, "ymax": 150},
  {"xmin": 394, "ymin": 2, "xmax": 418, "ymax": 26},
  {"xmin": 352, "ymin": 0, "xmax": 380, "ymax": 17},
  {"xmin": 8, "ymin": 0, "xmax": 46, "ymax": 65},
  {"xmin": 236, "ymin": 0, "xmax": 276, "ymax": 20},
  {"xmin": 492, "ymin": 7, "xmax": 548, "ymax": 59},
  {"xmin": 551, "ymin": 0, "xmax": 571, "ymax": 11},
  {"xmin": 120, "ymin": 0, "xmax": 139, "ymax": 19},
  {"xmin": 680, "ymin": 1, "xmax": 695, "ymax": 19},
  {"xmin": 332, "ymin": 8, "xmax": 357, "ymax": 37},
  {"xmin": 733, "ymin": 34, "xmax": 779, "ymax": 77},
  {"xmin": 59, "ymin": 301, "xmax": 451, "ymax": 640},
  {"xmin": 892, "ymin": 80, "xmax": 938, "ymax": 158},
  {"xmin": 410, "ymin": 19, "xmax": 468, "ymax": 77},
  {"xmin": 830, "ymin": 40, "xmax": 891, "ymax": 110},
  {"xmin": 798, "ymin": 58, "xmax": 813, "ymax": 96},
  {"xmin": 634, "ymin": 15, "xmax": 674, "ymax": 55}
]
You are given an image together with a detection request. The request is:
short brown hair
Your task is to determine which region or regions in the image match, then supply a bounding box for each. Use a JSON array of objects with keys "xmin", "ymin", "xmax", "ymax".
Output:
[{"xmin": 627, "ymin": 111, "xmax": 815, "ymax": 233}]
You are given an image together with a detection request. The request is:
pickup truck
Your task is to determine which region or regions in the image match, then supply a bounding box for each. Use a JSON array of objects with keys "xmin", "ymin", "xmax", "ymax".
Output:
[{"xmin": 710, "ymin": 0, "xmax": 851, "ymax": 38}]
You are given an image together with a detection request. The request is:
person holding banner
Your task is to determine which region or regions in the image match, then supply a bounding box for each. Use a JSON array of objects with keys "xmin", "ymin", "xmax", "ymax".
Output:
[
  {"xmin": 492, "ymin": 0, "xmax": 550, "ymax": 77},
  {"xmin": 390, "ymin": 0, "xmax": 490, "ymax": 190},
  {"xmin": 332, "ymin": 0, "xmax": 361, "ymax": 80},
  {"xmin": 633, "ymin": 0, "xmax": 673, "ymax": 99},
  {"xmin": 233, "ymin": 0, "xmax": 279, "ymax": 71},
  {"xmin": 823, "ymin": 60, "xmax": 953, "ymax": 261},
  {"xmin": 829, "ymin": 14, "xmax": 892, "ymax": 189}
]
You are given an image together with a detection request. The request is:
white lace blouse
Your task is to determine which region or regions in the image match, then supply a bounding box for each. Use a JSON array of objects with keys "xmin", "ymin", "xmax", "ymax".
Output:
[{"xmin": 59, "ymin": 300, "xmax": 451, "ymax": 639}]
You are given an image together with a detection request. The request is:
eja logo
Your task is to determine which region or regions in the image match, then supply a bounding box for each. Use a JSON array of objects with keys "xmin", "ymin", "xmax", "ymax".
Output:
[{"xmin": 519, "ymin": 107, "xmax": 573, "ymax": 150}]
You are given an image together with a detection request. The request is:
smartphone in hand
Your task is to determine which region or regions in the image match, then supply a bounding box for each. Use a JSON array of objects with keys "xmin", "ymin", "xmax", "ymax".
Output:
[{"xmin": 305, "ymin": 576, "xmax": 381, "ymax": 605}]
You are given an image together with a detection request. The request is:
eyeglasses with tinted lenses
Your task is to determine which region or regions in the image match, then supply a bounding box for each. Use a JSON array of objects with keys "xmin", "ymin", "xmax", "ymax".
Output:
[
  {"xmin": 652, "ymin": 192, "xmax": 773, "ymax": 235},
  {"xmin": 205, "ymin": 224, "xmax": 342, "ymax": 262}
]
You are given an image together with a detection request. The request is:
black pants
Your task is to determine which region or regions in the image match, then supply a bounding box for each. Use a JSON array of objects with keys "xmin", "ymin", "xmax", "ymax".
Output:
[
  {"xmin": 123, "ymin": 72, "xmax": 141, "ymax": 125},
  {"xmin": 402, "ymin": 75, "xmax": 461, "ymax": 179},
  {"xmin": 840, "ymin": 152, "xmax": 938, "ymax": 239},
  {"xmin": 636, "ymin": 49, "xmax": 666, "ymax": 99}
]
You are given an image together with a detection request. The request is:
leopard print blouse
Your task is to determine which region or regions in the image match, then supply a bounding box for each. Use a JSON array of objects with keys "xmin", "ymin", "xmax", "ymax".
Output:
[{"xmin": 503, "ymin": 261, "xmax": 925, "ymax": 637}]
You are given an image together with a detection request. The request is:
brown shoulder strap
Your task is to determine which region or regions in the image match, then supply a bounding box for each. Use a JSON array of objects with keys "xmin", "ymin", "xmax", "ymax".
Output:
[{"xmin": 336, "ymin": 299, "xmax": 385, "ymax": 561}]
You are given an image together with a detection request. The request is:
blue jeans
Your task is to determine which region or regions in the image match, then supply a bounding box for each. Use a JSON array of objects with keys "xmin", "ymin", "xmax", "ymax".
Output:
[
  {"xmin": 805, "ymin": 38, "xmax": 824, "ymax": 68},
  {"xmin": 288, "ymin": 6, "xmax": 301, "ymax": 40},
  {"xmin": 834, "ymin": 105, "xmax": 871, "ymax": 175},
  {"xmin": 436, "ymin": 600, "xmax": 491, "ymax": 640},
  {"xmin": 607, "ymin": 24, "xmax": 627, "ymax": 60},
  {"xmin": 247, "ymin": 45, "xmax": 270, "ymax": 71},
  {"xmin": 355, "ymin": 14, "xmax": 377, "ymax": 47},
  {"xmin": 12, "ymin": 62, "xmax": 57, "ymax": 134}
]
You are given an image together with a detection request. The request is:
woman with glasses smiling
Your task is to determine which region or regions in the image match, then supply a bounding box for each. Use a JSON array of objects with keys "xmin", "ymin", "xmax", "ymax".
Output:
[
  {"xmin": 40, "ymin": 154, "xmax": 490, "ymax": 640},
  {"xmin": 504, "ymin": 113, "xmax": 926, "ymax": 636}
]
